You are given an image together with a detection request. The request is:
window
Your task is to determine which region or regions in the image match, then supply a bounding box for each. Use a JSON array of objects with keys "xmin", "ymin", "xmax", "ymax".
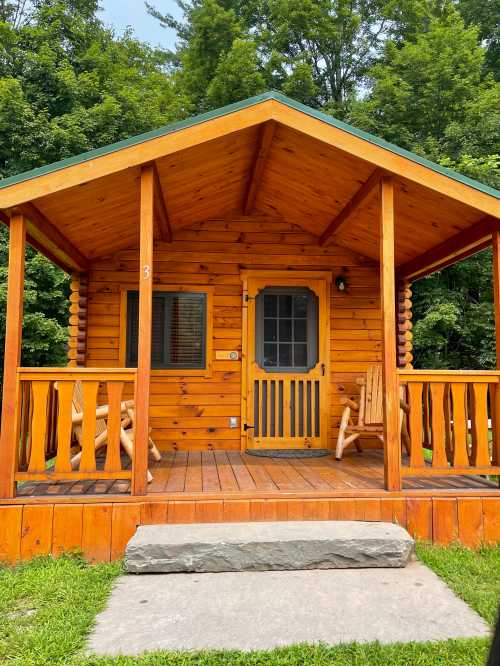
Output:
[
  {"xmin": 126, "ymin": 290, "xmax": 207, "ymax": 370},
  {"xmin": 255, "ymin": 287, "xmax": 318, "ymax": 372}
]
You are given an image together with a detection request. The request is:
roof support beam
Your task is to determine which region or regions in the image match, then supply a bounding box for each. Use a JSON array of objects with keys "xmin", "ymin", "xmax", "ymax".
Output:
[
  {"xmin": 14, "ymin": 202, "xmax": 89, "ymax": 272},
  {"xmin": 152, "ymin": 162, "xmax": 172, "ymax": 242},
  {"xmin": 397, "ymin": 215, "xmax": 498, "ymax": 281},
  {"xmin": 0, "ymin": 209, "xmax": 81, "ymax": 273},
  {"xmin": 319, "ymin": 168, "xmax": 383, "ymax": 246},
  {"xmin": 243, "ymin": 120, "xmax": 276, "ymax": 215}
]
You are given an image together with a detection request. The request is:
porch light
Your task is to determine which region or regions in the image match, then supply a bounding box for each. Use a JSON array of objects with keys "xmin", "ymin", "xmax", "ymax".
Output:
[{"xmin": 335, "ymin": 275, "xmax": 346, "ymax": 291}]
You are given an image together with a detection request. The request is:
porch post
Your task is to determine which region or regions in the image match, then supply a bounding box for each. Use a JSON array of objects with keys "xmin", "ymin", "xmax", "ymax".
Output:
[
  {"xmin": 491, "ymin": 230, "xmax": 500, "ymax": 467},
  {"xmin": 379, "ymin": 177, "xmax": 402, "ymax": 490},
  {"xmin": 0, "ymin": 213, "xmax": 26, "ymax": 498},
  {"xmin": 132, "ymin": 165, "xmax": 154, "ymax": 495}
]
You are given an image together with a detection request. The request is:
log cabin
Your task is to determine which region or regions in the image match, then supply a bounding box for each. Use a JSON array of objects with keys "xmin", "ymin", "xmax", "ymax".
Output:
[{"xmin": 0, "ymin": 91, "xmax": 500, "ymax": 562}]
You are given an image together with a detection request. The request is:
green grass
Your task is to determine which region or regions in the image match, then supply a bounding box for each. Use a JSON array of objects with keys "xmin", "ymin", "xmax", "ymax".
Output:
[{"xmin": 0, "ymin": 545, "xmax": 499, "ymax": 666}]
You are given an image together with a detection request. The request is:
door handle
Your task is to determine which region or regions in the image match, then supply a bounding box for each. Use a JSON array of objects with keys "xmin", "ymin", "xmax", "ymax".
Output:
[{"xmin": 321, "ymin": 363, "xmax": 326, "ymax": 376}]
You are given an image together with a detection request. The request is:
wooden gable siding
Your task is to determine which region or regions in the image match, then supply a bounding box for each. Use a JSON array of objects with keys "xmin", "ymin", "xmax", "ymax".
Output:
[{"xmin": 83, "ymin": 218, "xmax": 382, "ymax": 451}]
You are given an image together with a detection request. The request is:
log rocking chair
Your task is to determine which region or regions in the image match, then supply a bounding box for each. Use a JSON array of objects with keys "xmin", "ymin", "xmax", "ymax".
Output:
[
  {"xmin": 68, "ymin": 381, "xmax": 162, "ymax": 482},
  {"xmin": 335, "ymin": 364, "xmax": 411, "ymax": 460}
]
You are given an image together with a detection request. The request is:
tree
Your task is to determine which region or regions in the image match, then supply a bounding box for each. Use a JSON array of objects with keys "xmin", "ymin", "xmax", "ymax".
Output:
[{"xmin": 0, "ymin": 0, "xmax": 188, "ymax": 376}]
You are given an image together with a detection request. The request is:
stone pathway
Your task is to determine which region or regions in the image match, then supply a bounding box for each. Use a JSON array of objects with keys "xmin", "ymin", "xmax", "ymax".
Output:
[{"xmin": 88, "ymin": 561, "xmax": 490, "ymax": 655}]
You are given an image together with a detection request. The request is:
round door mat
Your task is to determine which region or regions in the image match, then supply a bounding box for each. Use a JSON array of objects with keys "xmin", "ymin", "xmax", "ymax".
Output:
[{"xmin": 245, "ymin": 449, "xmax": 331, "ymax": 459}]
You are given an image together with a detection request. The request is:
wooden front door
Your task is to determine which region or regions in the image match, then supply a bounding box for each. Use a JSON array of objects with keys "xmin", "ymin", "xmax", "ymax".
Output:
[{"xmin": 242, "ymin": 272, "xmax": 330, "ymax": 449}]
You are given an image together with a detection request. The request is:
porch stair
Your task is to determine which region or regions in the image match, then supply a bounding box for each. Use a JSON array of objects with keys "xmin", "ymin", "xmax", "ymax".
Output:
[{"xmin": 124, "ymin": 521, "xmax": 414, "ymax": 574}]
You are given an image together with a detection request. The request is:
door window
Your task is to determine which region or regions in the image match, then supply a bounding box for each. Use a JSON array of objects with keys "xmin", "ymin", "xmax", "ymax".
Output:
[{"xmin": 255, "ymin": 287, "xmax": 318, "ymax": 372}]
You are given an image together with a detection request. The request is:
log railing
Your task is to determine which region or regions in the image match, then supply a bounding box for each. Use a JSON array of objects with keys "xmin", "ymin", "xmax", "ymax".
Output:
[
  {"xmin": 399, "ymin": 370, "xmax": 500, "ymax": 478},
  {"xmin": 15, "ymin": 368, "xmax": 136, "ymax": 487}
]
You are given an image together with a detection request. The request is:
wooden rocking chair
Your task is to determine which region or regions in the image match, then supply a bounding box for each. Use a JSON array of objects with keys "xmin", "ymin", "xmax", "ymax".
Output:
[
  {"xmin": 335, "ymin": 364, "xmax": 410, "ymax": 460},
  {"xmin": 68, "ymin": 381, "xmax": 162, "ymax": 482}
]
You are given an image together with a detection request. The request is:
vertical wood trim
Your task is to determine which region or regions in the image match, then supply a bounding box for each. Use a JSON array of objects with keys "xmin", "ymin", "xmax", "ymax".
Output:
[
  {"xmin": 492, "ymin": 230, "xmax": 500, "ymax": 469},
  {"xmin": 0, "ymin": 213, "xmax": 26, "ymax": 498},
  {"xmin": 380, "ymin": 177, "xmax": 402, "ymax": 490},
  {"xmin": 133, "ymin": 165, "xmax": 154, "ymax": 495}
]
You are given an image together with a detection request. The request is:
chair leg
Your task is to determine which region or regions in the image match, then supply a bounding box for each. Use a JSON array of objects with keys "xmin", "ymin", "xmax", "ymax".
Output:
[{"xmin": 336, "ymin": 406, "xmax": 351, "ymax": 460}]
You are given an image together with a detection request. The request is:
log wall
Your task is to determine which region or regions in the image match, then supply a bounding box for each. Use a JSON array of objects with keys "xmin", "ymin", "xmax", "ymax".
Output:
[{"xmin": 85, "ymin": 218, "xmax": 383, "ymax": 451}]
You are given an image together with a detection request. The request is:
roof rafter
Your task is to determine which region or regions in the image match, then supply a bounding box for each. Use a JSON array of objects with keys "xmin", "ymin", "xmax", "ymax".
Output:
[
  {"xmin": 0, "ymin": 209, "xmax": 77, "ymax": 273},
  {"xmin": 397, "ymin": 215, "xmax": 498, "ymax": 281},
  {"xmin": 16, "ymin": 202, "xmax": 89, "ymax": 272},
  {"xmin": 152, "ymin": 162, "xmax": 172, "ymax": 242},
  {"xmin": 319, "ymin": 168, "xmax": 383, "ymax": 246},
  {"xmin": 243, "ymin": 120, "xmax": 276, "ymax": 215}
]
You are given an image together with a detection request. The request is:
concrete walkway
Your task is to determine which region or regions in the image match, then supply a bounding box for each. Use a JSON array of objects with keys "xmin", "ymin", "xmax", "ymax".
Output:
[{"xmin": 88, "ymin": 561, "xmax": 490, "ymax": 655}]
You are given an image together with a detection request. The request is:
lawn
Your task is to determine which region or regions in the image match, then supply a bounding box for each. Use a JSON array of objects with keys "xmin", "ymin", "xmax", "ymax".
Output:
[{"xmin": 0, "ymin": 544, "xmax": 499, "ymax": 666}]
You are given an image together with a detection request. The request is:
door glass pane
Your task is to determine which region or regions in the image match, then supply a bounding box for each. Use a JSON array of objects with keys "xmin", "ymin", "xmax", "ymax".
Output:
[
  {"xmin": 264, "ymin": 294, "xmax": 277, "ymax": 317},
  {"xmin": 279, "ymin": 319, "xmax": 292, "ymax": 342},
  {"xmin": 294, "ymin": 344, "xmax": 307, "ymax": 367},
  {"xmin": 264, "ymin": 318, "xmax": 277, "ymax": 342},
  {"xmin": 263, "ymin": 343, "xmax": 277, "ymax": 367},
  {"xmin": 293, "ymin": 295, "xmax": 308, "ymax": 318},
  {"xmin": 279, "ymin": 295, "xmax": 292, "ymax": 317},
  {"xmin": 294, "ymin": 318, "xmax": 307, "ymax": 342},
  {"xmin": 278, "ymin": 344, "xmax": 292, "ymax": 366}
]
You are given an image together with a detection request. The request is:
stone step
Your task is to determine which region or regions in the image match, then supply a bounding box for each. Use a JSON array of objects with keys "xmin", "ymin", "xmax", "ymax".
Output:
[{"xmin": 124, "ymin": 521, "xmax": 414, "ymax": 574}]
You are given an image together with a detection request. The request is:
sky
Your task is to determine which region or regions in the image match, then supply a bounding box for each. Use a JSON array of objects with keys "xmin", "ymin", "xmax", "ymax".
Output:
[{"xmin": 99, "ymin": 0, "xmax": 181, "ymax": 49}]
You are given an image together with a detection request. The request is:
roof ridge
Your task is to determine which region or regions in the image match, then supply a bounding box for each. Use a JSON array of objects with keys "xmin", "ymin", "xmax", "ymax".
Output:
[{"xmin": 0, "ymin": 89, "xmax": 499, "ymax": 203}]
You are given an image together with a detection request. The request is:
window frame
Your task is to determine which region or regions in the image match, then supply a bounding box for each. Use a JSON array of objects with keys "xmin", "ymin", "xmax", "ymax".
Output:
[
  {"xmin": 255, "ymin": 286, "xmax": 319, "ymax": 373},
  {"xmin": 119, "ymin": 285, "xmax": 214, "ymax": 377}
]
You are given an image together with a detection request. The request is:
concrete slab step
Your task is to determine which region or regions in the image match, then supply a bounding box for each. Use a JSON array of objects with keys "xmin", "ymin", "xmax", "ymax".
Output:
[{"xmin": 124, "ymin": 521, "xmax": 414, "ymax": 574}]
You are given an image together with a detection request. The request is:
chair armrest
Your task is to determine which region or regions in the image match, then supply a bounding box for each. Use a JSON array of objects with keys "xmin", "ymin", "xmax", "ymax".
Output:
[
  {"xmin": 341, "ymin": 397, "xmax": 359, "ymax": 410},
  {"xmin": 71, "ymin": 399, "xmax": 134, "ymax": 424}
]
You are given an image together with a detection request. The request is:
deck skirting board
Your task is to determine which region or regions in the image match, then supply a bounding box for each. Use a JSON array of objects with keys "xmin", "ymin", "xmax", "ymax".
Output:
[{"xmin": 1, "ymin": 496, "xmax": 500, "ymax": 562}]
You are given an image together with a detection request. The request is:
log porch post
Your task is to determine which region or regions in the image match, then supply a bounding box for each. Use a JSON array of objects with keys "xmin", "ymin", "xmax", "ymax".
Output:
[
  {"xmin": 132, "ymin": 165, "xmax": 154, "ymax": 495},
  {"xmin": 0, "ymin": 213, "xmax": 26, "ymax": 498},
  {"xmin": 380, "ymin": 177, "xmax": 402, "ymax": 490},
  {"xmin": 492, "ymin": 230, "xmax": 500, "ymax": 468}
]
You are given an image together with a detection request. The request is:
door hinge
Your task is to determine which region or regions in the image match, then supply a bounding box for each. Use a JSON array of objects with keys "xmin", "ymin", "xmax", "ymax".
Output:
[
  {"xmin": 244, "ymin": 294, "xmax": 255, "ymax": 302},
  {"xmin": 243, "ymin": 423, "xmax": 254, "ymax": 431}
]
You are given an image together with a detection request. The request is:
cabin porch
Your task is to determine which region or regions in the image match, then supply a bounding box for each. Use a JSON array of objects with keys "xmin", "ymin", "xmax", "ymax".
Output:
[{"xmin": 15, "ymin": 448, "xmax": 499, "ymax": 498}]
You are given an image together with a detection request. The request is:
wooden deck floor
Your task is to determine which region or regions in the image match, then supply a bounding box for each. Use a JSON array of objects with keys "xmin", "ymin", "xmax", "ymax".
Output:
[{"xmin": 16, "ymin": 450, "xmax": 498, "ymax": 497}]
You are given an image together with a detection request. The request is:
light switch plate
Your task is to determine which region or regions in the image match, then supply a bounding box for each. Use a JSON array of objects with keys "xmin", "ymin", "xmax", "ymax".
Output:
[{"xmin": 229, "ymin": 417, "xmax": 238, "ymax": 428}]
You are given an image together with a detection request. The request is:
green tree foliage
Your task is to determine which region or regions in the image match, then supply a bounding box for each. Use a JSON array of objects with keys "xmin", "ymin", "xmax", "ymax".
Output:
[
  {"xmin": 0, "ymin": 0, "xmax": 188, "ymax": 372},
  {"xmin": 1, "ymin": 0, "xmax": 498, "ymax": 373}
]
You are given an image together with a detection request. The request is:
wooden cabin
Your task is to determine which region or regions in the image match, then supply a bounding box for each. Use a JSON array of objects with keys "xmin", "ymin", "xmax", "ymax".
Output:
[{"xmin": 0, "ymin": 91, "xmax": 500, "ymax": 562}]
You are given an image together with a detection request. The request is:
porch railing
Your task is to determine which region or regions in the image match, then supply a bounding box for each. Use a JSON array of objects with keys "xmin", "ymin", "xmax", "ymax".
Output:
[
  {"xmin": 399, "ymin": 370, "xmax": 500, "ymax": 478},
  {"xmin": 15, "ymin": 368, "xmax": 136, "ymax": 486}
]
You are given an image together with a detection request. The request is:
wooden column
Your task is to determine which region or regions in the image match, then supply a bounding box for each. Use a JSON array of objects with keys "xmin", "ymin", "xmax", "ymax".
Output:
[
  {"xmin": 380, "ymin": 177, "xmax": 402, "ymax": 490},
  {"xmin": 132, "ymin": 165, "xmax": 154, "ymax": 495},
  {"xmin": 492, "ymin": 230, "xmax": 500, "ymax": 468},
  {"xmin": 0, "ymin": 213, "xmax": 26, "ymax": 498}
]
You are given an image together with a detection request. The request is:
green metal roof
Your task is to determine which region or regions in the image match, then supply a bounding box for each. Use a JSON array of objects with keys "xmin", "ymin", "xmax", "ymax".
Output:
[{"xmin": 0, "ymin": 90, "xmax": 499, "ymax": 202}]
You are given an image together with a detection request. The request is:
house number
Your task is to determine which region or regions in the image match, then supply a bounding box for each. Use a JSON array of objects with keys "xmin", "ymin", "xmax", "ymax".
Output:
[{"xmin": 143, "ymin": 265, "xmax": 151, "ymax": 279}]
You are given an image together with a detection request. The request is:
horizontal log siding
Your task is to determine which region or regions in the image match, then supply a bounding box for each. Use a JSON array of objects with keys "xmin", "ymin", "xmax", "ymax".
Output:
[{"xmin": 85, "ymin": 219, "xmax": 382, "ymax": 451}]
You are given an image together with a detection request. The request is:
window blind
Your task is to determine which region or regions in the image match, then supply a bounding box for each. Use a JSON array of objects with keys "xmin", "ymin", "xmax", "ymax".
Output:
[{"xmin": 126, "ymin": 291, "xmax": 207, "ymax": 370}]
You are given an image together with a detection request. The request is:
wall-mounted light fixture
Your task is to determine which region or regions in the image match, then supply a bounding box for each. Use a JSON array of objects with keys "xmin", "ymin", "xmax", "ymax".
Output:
[{"xmin": 335, "ymin": 275, "xmax": 347, "ymax": 292}]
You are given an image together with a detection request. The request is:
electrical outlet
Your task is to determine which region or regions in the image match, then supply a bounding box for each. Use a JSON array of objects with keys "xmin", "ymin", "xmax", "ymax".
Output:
[{"xmin": 229, "ymin": 417, "xmax": 238, "ymax": 428}]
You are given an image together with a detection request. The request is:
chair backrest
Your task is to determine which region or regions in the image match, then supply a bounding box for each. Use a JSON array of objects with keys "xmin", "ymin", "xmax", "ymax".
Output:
[
  {"xmin": 72, "ymin": 380, "xmax": 107, "ymax": 436},
  {"xmin": 359, "ymin": 364, "xmax": 383, "ymax": 426}
]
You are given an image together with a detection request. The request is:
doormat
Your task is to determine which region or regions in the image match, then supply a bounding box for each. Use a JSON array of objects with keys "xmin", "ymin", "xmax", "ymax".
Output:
[{"xmin": 245, "ymin": 449, "xmax": 331, "ymax": 459}]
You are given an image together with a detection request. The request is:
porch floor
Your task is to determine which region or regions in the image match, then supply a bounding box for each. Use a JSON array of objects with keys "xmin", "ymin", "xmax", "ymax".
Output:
[{"xmin": 16, "ymin": 449, "xmax": 498, "ymax": 498}]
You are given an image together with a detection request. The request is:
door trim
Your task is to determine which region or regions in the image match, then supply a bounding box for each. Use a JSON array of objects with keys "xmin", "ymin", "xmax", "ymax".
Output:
[{"xmin": 240, "ymin": 269, "xmax": 331, "ymax": 451}]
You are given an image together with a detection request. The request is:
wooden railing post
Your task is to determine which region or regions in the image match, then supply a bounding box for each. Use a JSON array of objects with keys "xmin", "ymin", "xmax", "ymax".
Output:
[
  {"xmin": 492, "ymin": 230, "xmax": 500, "ymax": 469},
  {"xmin": 0, "ymin": 213, "xmax": 26, "ymax": 498},
  {"xmin": 132, "ymin": 165, "xmax": 154, "ymax": 495},
  {"xmin": 380, "ymin": 177, "xmax": 402, "ymax": 490}
]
